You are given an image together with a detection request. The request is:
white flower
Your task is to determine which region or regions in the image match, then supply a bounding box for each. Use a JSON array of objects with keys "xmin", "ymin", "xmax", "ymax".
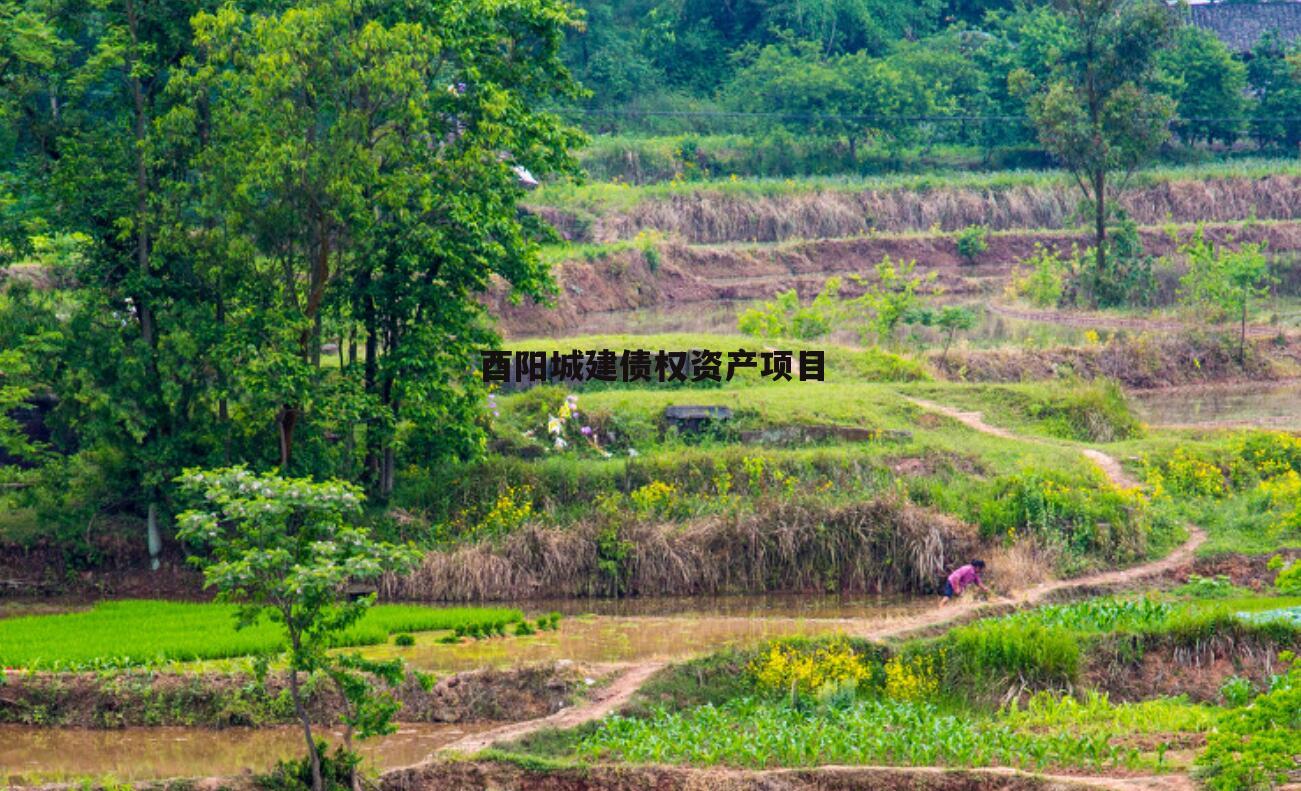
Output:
[
  {"xmin": 554, "ymin": 436, "xmax": 568, "ymax": 450},
  {"xmin": 627, "ymin": 448, "xmax": 639, "ymax": 457},
  {"xmin": 547, "ymin": 416, "xmax": 563, "ymax": 435}
]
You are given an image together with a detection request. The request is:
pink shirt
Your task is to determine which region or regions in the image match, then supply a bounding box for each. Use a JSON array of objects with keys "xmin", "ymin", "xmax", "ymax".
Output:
[{"xmin": 948, "ymin": 564, "xmax": 982, "ymax": 593}]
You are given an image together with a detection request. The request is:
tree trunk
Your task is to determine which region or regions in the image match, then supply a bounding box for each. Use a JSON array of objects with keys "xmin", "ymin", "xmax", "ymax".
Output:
[
  {"xmin": 1093, "ymin": 168, "xmax": 1107, "ymax": 305},
  {"xmin": 1240, "ymin": 294, "xmax": 1248, "ymax": 364},
  {"xmin": 277, "ymin": 406, "xmax": 297, "ymax": 471},
  {"xmin": 146, "ymin": 501, "xmax": 161, "ymax": 571},
  {"xmin": 288, "ymin": 666, "xmax": 322, "ymax": 791}
]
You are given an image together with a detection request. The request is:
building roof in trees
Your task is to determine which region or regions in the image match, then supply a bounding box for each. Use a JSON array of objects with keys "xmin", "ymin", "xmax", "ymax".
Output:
[{"xmin": 1185, "ymin": 2, "xmax": 1301, "ymax": 53}]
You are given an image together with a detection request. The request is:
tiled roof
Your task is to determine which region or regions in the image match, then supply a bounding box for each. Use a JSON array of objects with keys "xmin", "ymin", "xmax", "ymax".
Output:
[{"xmin": 1187, "ymin": 2, "xmax": 1301, "ymax": 53}]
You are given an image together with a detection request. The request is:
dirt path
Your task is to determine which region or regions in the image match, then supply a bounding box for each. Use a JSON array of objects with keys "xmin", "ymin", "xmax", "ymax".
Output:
[
  {"xmin": 439, "ymin": 661, "xmax": 666, "ymax": 754},
  {"xmin": 388, "ymin": 759, "xmax": 1198, "ymax": 791},
  {"xmin": 905, "ymin": 397, "xmax": 1143, "ymax": 488}
]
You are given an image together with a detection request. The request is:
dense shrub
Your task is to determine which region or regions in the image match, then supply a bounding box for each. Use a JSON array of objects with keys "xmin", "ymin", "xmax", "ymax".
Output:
[
  {"xmin": 955, "ymin": 225, "xmax": 989, "ymax": 263},
  {"xmin": 1196, "ymin": 654, "xmax": 1301, "ymax": 791},
  {"xmin": 974, "ymin": 467, "xmax": 1152, "ymax": 563}
]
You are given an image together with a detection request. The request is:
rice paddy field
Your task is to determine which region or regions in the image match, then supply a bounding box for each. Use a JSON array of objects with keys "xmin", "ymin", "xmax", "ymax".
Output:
[{"xmin": 0, "ymin": 600, "xmax": 523, "ymax": 670}]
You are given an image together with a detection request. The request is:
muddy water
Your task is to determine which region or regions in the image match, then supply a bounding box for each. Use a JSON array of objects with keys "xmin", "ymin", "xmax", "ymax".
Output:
[
  {"xmin": 1130, "ymin": 380, "xmax": 1301, "ymax": 428},
  {"xmin": 0, "ymin": 722, "xmax": 491, "ymax": 785},
  {"xmin": 363, "ymin": 594, "xmax": 931, "ymax": 672}
]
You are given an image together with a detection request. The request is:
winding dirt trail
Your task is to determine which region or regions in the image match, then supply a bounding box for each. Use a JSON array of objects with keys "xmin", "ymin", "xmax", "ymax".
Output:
[
  {"xmin": 431, "ymin": 398, "xmax": 1206, "ymax": 790},
  {"xmin": 439, "ymin": 661, "xmax": 666, "ymax": 754}
]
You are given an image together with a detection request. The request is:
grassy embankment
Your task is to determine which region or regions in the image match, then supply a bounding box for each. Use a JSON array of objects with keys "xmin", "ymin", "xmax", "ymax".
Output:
[
  {"xmin": 388, "ymin": 336, "xmax": 1195, "ymax": 601},
  {"xmin": 537, "ymin": 158, "xmax": 1301, "ymax": 213},
  {"xmin": 385, "ymin": 328, "xmax": 1300, "ymax": 600}
]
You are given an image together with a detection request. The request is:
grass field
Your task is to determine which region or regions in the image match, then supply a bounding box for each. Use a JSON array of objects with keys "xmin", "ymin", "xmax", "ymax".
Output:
[
  {"xmin": 0, "ymin": 600, "xmax": 523, "ymax": 670},
  {"xmin": 531, "ymin": 158, "xmax": 1301, "ymax": 212}
]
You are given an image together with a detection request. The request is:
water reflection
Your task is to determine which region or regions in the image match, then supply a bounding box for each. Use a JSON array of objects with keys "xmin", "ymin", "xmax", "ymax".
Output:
[
  {"xmin": 0, "ymin": 722, "xmax": 490, "ymax": 786},
  {"xmin": 1130, "ymin": 381, "xmax": 1301, "ymax": 429},
  {"xmin": 363, "ymin": 594, "xmax": 930, "ymax": 672}
]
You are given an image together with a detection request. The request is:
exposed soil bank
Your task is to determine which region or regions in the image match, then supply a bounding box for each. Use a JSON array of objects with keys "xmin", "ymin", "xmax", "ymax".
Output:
[
  {"xmin": 1183, "ymin": 549, "xmax": 1301, "ymax": 590},
  {"xmin": 0, "ymin": 663, "xmax": 589, "ymax": 729},
  {"xmin": 381, "ymin": 759, "xmax": 1175, "ymax": 791},
  {"xmin": 931, "ymin": 333, "xmax": 1278, "ymax": 389},
  {"xmin": 1086, "ymin": 637, "xmax": 1298, "ymax": 704},
  {"xmin": 535, "ymin": 175, "xmax": 1301, "ymax": 244},
  {"xmin": 491, "ymin": 222, "xmax": 1301, "ymax": 338}
]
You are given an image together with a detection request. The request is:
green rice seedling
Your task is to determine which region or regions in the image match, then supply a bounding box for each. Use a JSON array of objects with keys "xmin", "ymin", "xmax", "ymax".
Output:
[
  {"xmin": 0, "ymin": 600, "xmax": 523, "ymax": 670},
  {"xmin": 514, "ymin": 620, "xmax": 536, "ymax": 637},
  {"xmin": 393, "ymin": 633, "xmax": 415, "ymax": 647}
]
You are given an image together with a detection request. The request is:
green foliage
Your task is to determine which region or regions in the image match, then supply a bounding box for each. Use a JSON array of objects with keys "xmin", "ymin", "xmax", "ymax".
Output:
[
  {"xmin": 0, "ymin": 0, "xmax": 586, "ymax": 547},
  {"xmin": 0, "ymin": 600, "xmax": 520, "ymax": 670},
  {"xmin": 1000, "ymin": 690, "xmax": 1216, "ymax": 737},
  {"xmin": 1218, "ymin": 676, "xmax": 1255, "ymax": 708},
  {"xmin": 738, "ymin": 279, "xmax": 841, "ymax": 341},
  {"xmin": 944, "ymin": 621, "xmax": 1080, "ymax": 690},
  {"xmin": 1196, "ymin": 655, "xmax": 1301, "ymax": 790},
  {"xmin": 1020, "ymin": 378, "xmax": 1141, "ymax": 443},
  {"xmin": 1008, "ymin": 244, "xmax": 1071, "ymax": 308},
  {"xmin": 955, "ymin": 226, "xmax": 989, "ymax": 262},
  {"xmin": 570, "ymin": 695, "xmax": 1138, "ymax": 771},
  {"xmin": 258, "ymin": 740, "xmax": 360, "ymax": 791},
  {"xmin": 1005, "ymin": 597, "xmax": 1172, "ymax": 634},
  {"xmin": 1248, "ymin": 32, "xmax": 1301, "ymax": 150},
  {"xmin": 392, "ymin": 633, "xmax": 415, "ymax": 647},
  {"xmin": 847, "ymin": 257, "xmax": 937, "ymax": 346},
  {"xmin": 1276, "ymin": 560, "xmax": 1301, "ymax": 596},
  {"xmin": 176, "ymin": 467, "xmax": 422, "ymax": 791},
  {"xmin": 974, "ymin": 466, "xmax": 1151, "ymax": 563},
  {"xmin": 1172, "ymin": 574, "xmax": 1245, "ymax": 600},
  {"xmin": 1160, "ymin": 26, "xmax": 1247, "ymax": 146}
]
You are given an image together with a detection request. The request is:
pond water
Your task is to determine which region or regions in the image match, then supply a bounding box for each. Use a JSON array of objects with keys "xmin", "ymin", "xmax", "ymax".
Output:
[
  {"xmin": 363, "ymin": 594, "xmax": 930, "ymax": 672},
  {"xmin": 0, "ymin": 722, "xmax": 491, "ymax": 786},
  {"xmin": 1129, "ymin": 380, "xmax": 1301, "ymax": 429}
]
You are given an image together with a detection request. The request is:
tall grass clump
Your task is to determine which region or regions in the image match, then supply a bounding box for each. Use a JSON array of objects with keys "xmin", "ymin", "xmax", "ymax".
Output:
[{"xmin": 944, "ymin": 621, "xmax": 1081, "ymax": 693}]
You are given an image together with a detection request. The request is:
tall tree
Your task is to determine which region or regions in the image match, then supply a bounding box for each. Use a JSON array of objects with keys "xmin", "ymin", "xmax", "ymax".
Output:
[
  {"xmin": 6, "ymin": 0, "xmax": 247, "ymax": 568},
  {"xmin": 169, "ymin": 0, "xmax": 583, "ymax": 493},
  {"xmin": 1159, "ymin": 26, "xmax": 1246, "ymax": 146},
  {"xmin": 1022, "ymin": 0, "xmax": 1174, "ymax": 306}
]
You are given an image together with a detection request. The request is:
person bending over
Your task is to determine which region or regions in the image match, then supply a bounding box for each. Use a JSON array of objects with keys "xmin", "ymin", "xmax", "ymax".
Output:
[{"xmin": 939, "ymin": 559, "xmax": 986, "ymax": 606}]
